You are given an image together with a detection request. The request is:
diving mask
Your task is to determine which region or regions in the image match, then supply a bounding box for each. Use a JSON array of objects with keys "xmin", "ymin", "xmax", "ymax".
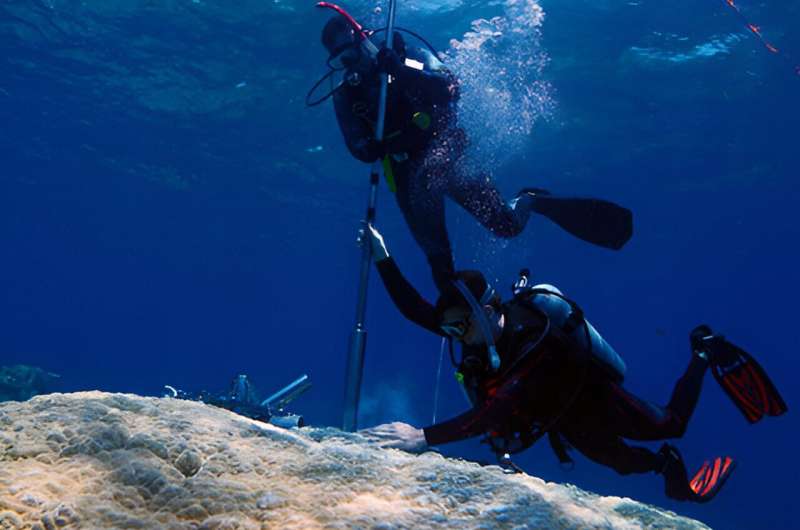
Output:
[
  {"xmin": 451, "ymin": 280, "xmax": 502, "ymax": 372},
  {"xmin": 440, "ymin": 313, "xmax": 472, "ymax": 339}
]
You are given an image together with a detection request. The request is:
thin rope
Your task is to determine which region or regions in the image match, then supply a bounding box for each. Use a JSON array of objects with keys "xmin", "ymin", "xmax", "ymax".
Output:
[{"xmin": 432, "ymin": 337, "xmax": 446, "ymax": 424}]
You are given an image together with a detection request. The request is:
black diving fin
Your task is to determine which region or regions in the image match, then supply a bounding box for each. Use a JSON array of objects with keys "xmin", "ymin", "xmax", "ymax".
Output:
[
  {"xmin": 691, "ymin": 325, "xmax": 788, "ymax": 424},
  {"xmin": 520, "ymin": 188, "xmax": 633, "ymax": 250}
]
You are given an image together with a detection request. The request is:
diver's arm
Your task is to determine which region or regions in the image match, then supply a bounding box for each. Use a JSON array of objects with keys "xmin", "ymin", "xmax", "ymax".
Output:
[
  {"xmin": 360, "ymin": 411, "xmax": 489, "ymax": 451},
  {"xmin": 332, "ymin": 89, "xmax": 382, "ymax": 163},
  {"xmin": 360, "ymin": 416, "xmax": 483, "ymax": 451},
  {"xmin": 423, "ymin": 390, "xmax": 518, "ymax": 446},
  {"xmin": 422, "ymin": 407, "xmax": 488, "ymax": 446},
  {"xmin": 368, "ymin": 225, "xmax": 442, "ymax": 334},
  {"xmin": 376, "ymin": 258, "xmax": 442, "ymax": 335},
  {"xmin": 424, "ymin": 365, "xmax": 526, "ymax": 446}
]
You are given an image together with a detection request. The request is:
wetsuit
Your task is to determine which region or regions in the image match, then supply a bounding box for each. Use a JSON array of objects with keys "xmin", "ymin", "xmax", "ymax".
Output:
[
  {"xmin": 376, "ymin": 256, "xmax": 710, "ymax": 476},
  {"xmin": 334, "ymin": 44, "xmax": 530, "ymax": 288}
]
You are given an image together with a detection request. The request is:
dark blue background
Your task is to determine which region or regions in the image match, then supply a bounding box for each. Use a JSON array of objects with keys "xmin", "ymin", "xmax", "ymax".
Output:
[{"xmin": 1, "ymin": 1, "xmax": 798, "ymax": 528}]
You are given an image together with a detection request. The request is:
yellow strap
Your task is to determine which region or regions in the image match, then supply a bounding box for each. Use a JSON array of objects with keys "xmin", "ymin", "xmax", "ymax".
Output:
[{"xmin": 382, "ymin": 155, "xmax": 397, "ymax": 193}]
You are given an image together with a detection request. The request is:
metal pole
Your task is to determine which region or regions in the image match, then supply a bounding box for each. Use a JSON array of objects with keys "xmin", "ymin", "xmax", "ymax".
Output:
[
  {"xmin": 341, "ymin": 164, "xmax": 379, "ymax": 432},
  {"xmin": 432, "ymin": 337, "xmax": 446, "ymax": 424},
  {"xmin": 342, "ymin": 0, "xmax": 398, "ymax": 432},
  {"xmin": 375, "ymin": 0, "xmax": 398, "ymax": 142},
  {"xmin": 261, "ymin": 374, "xmax": 312, "ymax": 410}
]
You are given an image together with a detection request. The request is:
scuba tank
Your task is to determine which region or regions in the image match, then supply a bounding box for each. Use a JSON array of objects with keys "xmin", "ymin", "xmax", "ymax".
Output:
[
  {"xmin": 512, "ymin": 269, "xmax": 625, "ymax": 382},
  {"xmin": 520, "ymin": 289, "xmax": 625, "ymax": 383}
]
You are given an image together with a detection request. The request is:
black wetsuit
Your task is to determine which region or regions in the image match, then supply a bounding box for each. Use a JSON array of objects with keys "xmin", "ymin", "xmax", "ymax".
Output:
[
  {"xmin": 334, "ymin": 45, "xmax": 528, "ymax": 288},
  {"xmin": 376, "ymin": 256, "xmax": 710, "ymax": 476}
]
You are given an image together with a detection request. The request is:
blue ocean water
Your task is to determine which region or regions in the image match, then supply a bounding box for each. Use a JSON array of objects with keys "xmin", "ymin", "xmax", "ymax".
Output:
[{"xmin": 1, "ymin": 0, "xmax": 798, "ymax": 528}]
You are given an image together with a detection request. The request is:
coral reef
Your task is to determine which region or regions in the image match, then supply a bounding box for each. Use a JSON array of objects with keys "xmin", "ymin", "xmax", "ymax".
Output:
[{"xmin": 0, "ymin": 392, "xmax": 710, "ymax": 529}]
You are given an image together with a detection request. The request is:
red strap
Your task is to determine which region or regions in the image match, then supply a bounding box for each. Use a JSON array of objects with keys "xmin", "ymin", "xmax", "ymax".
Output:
[{"xmin": 316, "ymin": 2, "xmax": 369, "ymax": 41}]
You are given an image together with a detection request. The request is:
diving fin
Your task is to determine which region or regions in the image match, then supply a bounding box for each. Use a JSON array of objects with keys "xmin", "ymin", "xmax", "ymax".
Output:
[
  {"xmin": 520, "ymin": 188, "xmax": 633, "ymax": 250},
  {"xmin": 691, "ymin": 325, "xmax": 788, "ymax": 424},
  {"xmin": 659, "ymin": 443, "xmax": 736, "ymax": 503}
]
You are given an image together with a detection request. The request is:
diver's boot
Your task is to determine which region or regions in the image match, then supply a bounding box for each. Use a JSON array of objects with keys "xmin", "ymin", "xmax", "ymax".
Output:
[
  {"xmin": 658, "ymin": 443, "xmax": 694, "ymax": 501},
  {"xmin": 658, "ymin": 443, "xmax": 735, "ymax": 503},
  {"xmin": 689, "ymin": 324, "xmax": 715, "ymax": 362},
  {"xmin": 507, "ymin": 189, "xmax": 547, "ymax": 227}
]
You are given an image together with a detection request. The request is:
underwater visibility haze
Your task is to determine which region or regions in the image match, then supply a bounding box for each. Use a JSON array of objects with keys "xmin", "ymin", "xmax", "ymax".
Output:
[{"xmin": 1, "ymin": 0, "xmax": 799, "ymax": 528}]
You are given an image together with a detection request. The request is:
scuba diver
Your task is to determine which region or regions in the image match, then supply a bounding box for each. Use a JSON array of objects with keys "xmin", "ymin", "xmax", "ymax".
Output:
[
  {"xmin": 359, "ymin": 224, "xmax": 787, "ymax": 503},
  {"xmin": 308, "ymin": 3, "xmax": 634, "ymax": 289}
]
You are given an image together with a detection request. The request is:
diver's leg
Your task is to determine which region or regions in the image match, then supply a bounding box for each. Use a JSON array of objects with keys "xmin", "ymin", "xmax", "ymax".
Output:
[
  {"xmin": 394, "ymin": 167, "xmax": 455, "ymax": 289},
  {"xmin": 450, "ymin": 176, "xmax": 638, "ymax": 249},
  {"xmin": 566, "ymin": 431, "xmax": 733, "ymax": 502},
  {"xmin": 563, "ymin": 431, "xmax": 663, "ymax": 475},
  {"xmin": 447, "ymin": 176, "xmax": 530, "ymax": 238},
  {"xmin": 608, "ymin": 355, "xmax": 709, "ymax": 441},
  {"xmin": 663, "ymin": 355, "xmax": 709, "ymax": 433}
]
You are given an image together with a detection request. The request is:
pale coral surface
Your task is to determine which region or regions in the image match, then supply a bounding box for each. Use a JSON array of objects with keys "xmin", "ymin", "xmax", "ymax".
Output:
[{"xmin": 0, "ymin": 392, "xmax": 710, "ymax": 529}]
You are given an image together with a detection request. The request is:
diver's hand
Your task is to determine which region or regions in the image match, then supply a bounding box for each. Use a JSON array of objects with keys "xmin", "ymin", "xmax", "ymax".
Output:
[
  {"xmin": 367, "ymin": 224, "xmax": 390, "ymax": 262},
  {"xmin": 360, "ymin": 422, "xmax": 428, "ymax": 453},
  {"xmin": 376, "ymin": 48, "xmax": 403, "ymax": 76}
]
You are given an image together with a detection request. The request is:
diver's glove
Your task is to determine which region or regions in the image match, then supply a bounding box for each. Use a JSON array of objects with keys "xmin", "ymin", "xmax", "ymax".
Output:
[
  {"xmin": 376, "ymin": 48, "xmax": 403, "ymax": 76},
  {"xmin": 367, "ymin": 224, "xmax": 390, "ymax": 262}
]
